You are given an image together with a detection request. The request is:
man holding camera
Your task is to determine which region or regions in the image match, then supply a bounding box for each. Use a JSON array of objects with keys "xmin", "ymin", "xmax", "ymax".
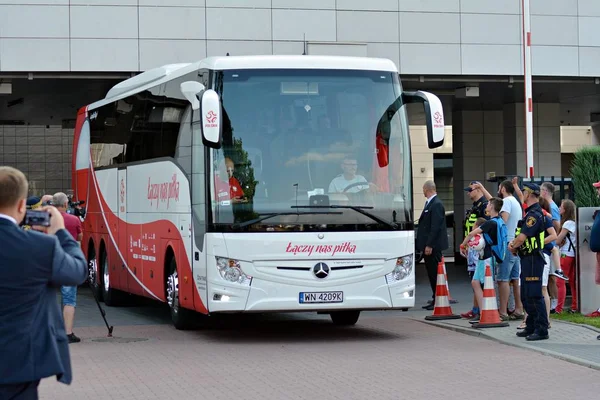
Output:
[
  {"xmin": 0, "ymin": 167, "xmax": 87, "ymax": 399},
  {"xmin": 53, "ymin": 192, "xmax": 84, "ymax": 344}
]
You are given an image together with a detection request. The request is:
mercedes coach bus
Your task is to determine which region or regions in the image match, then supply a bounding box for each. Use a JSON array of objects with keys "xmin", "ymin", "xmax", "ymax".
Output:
[{"xmin": 72, "ymin": 55, "xmax": 445, "ymax": 329}]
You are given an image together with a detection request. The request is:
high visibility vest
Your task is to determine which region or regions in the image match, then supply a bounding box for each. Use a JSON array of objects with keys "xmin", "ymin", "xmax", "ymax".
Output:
[{"xmin": 515, "ymin": 210, "xmax": 546, "ymax": 257}]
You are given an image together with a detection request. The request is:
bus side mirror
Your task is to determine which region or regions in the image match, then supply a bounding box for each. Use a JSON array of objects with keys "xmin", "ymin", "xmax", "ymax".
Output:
[
  {"xmin": 180, "ymin": 81, "xmax": 205, "ymax": 110},
  {"xmin": 402, "ymin": 91, "xmax": 445, "ymax": 149},
  {"xmin": 180, "ymin": 81, "xmax": 222, "ymax": 149}
]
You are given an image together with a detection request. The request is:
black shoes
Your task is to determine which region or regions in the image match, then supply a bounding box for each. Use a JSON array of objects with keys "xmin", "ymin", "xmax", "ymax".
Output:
[
  {"xmin": 67, "ymin": 333, "xmax": 81, "ymax": 343},
  {"xmin": 516, "ymin": 330, "xmax": 549, "ymax": 341}
]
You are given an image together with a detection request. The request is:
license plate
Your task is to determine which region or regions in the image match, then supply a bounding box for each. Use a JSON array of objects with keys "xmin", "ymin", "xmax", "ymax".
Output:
[{"xmin": 299, "ymin": 291, "xmax": 343, "ymax": 304}]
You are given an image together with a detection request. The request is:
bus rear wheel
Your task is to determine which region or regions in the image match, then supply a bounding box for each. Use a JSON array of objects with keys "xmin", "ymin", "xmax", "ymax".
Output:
[
  {"xmin": 330, "ymin": 311, "xmax": 360, "ymax": 326},
  {"xmin": 166, "ymin": 257, "xmax": 194, "ymax": 330},
  {"xmin": 100, "ymin": 248, "xmax": 124, "ymax": 306}
]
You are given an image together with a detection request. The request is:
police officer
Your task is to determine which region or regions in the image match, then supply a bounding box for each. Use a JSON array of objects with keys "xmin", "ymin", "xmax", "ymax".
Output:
[
  {"xmin": 463, "ymin": 181, "xmax": 490, "ymax": 238},
  {"xmin": 508, "ymin": 183, "xmax": 557, "ymax": 341}
]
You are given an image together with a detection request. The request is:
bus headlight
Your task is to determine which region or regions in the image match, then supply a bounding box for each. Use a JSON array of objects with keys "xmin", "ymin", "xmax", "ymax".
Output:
[
  {"xmin": 215, "ymin": 257, "xmax": 252, "ymax": 286},
  {"xmin": 385, "ymin": 254, "xmax": 413, "ymax": 283}
]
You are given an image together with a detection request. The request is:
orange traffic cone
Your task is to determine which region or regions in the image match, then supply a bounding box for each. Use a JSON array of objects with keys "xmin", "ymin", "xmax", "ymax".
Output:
[
  {"xmin": 472, "ymin": 264, "xmax": 509, "ymax": 328},
  {"xmin": 442, "ymin": 257, "xmax": 458, "ymax": 304},
  {"xmin": 425, "ymin": 260, "xmax": 461, "ymax": 320}
]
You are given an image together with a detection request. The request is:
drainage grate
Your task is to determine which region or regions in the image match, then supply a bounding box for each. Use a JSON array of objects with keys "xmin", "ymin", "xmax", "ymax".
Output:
[{"xmin": 90, "ymin": 337, "xmax": 148, "ymax": 343}]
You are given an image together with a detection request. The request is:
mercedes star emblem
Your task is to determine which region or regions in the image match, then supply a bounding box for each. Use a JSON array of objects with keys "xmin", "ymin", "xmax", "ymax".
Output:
[
  {"xmin": 313, "ymin": 262, "xmax": 330, "ymax": 279},
  {"xmin": 317, "ymin": 233, "xmax": 324, "ymax": 240}
]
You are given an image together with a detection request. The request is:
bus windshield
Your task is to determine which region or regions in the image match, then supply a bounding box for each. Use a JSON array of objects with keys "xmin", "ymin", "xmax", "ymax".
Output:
[{"xmin": 207, "ymin": 68, "xmax": 412, "ymax": 231}]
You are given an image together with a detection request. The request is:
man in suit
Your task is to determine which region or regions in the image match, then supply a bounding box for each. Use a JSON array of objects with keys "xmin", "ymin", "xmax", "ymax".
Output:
[
  {"xmin": 416, "ymin": 180, "xmax": 449, "ymax": 310},
  {"xmin": 0, "ymin": 166, "xmax": 88, "ymax": 399}
]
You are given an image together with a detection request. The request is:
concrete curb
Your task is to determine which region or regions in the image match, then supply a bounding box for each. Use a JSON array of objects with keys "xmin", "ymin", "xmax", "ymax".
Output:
[{"xmin": 414, "ymin": 317, "xmax": 600, "ymax": 372}]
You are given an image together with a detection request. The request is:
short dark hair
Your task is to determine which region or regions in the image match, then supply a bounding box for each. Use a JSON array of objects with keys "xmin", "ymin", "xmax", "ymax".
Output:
[
  {"xmin": 489, "ymin": 197, "xmax": 503, "ymax": 213},
  {"xmin": 0, "ymin": 166, "xmax": 28, "ymax": 209},
  {"xmin": 499, "ymin": 180, "xmax": 514, "ymax": 195}
]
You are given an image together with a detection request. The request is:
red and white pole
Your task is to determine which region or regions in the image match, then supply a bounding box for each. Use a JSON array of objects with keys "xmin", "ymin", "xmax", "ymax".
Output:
[{"xmin": 522, "ymin": 0, "xmax": 534, "ymax": 178}]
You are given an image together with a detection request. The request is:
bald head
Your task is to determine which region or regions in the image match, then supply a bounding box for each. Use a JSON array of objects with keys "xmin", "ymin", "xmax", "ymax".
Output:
[{"xmin": 423, "ymin": 180, "xmax": 437, "ymax": 198}]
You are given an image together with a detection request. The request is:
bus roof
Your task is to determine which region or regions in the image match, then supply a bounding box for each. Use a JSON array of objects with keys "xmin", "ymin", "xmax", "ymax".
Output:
[{"xmin": 89, "ymin": 55, "xmax": 398, "ymax": 110}]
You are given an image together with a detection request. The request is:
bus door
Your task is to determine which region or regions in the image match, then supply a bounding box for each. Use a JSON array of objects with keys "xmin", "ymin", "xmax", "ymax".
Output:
[{"xmin": 117, "ymin": 168, "xmax": 134, "ymax": 294}]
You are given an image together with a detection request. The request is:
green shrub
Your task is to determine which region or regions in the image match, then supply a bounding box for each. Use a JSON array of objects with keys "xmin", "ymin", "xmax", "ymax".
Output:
[{"xmin": 570, "ymin": 146, "xmax": 600, "ymax": 207}]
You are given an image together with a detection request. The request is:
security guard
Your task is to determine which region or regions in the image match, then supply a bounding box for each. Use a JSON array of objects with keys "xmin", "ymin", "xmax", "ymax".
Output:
[
  {"xmin": 463, "ymin": 181, "xmax": 490, "ymax": 238},
  {"xmin": 508, "ymin": 183, "xmax": 557, "ymax": 341}
]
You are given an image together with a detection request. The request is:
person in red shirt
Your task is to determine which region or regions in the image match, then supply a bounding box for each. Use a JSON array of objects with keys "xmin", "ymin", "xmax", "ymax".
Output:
[
  {"xmin": 214, "ymin": 157, "xmax": 246, "ymax": 203},
  {"xmin": 52, "ymin": 192, "xmax": 83, "ymax": 344}
]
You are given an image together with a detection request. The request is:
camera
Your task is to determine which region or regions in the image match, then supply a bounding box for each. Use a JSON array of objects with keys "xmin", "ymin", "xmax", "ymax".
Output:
[
  {"xmin": 67, "ymin": 196, "xmax": 86, "ymax": 219},
  {"xmin": 24, "ymin": 210, "xmax": 51, "ymax": 227}
]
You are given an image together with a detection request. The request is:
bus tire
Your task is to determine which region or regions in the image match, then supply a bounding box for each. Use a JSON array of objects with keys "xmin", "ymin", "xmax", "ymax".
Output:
[
  {"xmin": 100, "ymin": 247, "xmax": 123, "ymax": 307},
  {"xmin": 166, "ymin": 257, "xmax": 194, "ymax": 330},
  {"xmin": 330, "ymin": 311, "xmax": 360, "ymax": 326}
]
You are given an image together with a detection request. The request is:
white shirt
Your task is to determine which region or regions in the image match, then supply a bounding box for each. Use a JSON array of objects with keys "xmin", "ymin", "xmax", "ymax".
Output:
[
  {"xmin": 0, "ymin": 213, "xmax": 17, "ymax": 225},
  {"xmin": 328, "ymin": 174, "xmax": 368, "ymax": 193},
  {"xmin": 560, "ymin": 220, "xmax": 577, "ymax": 257},
  {"xmin": 425, "ymin": 193, "xmax": 437, "ymax": 208},
  {"xmin": 500, "ymin": 195, "xmax": 522, "ymax": 241}
]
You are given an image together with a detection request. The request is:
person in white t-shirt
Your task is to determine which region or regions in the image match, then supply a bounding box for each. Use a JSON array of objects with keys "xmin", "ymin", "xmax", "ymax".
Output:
[
  {"xmin": 555, "ymin": 199, "xmax": 578, "ymax": 313},
  {"xmin": 328, "ymin": 156, "xmax": 373, "ymax": 194}
]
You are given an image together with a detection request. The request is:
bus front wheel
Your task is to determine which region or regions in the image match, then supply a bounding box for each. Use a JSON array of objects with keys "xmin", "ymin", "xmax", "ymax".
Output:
[
  {"xmin": 330, "ymin": 311, "xmax": 360, "ymax": 326},
  {"xmin": 166, "ymin": 257, "xmax": 194, "ymax": 330}
]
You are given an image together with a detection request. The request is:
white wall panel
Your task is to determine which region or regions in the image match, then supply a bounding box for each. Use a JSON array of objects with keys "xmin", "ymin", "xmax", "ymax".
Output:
[
  {"xmin": 337, "ymin": 11, "xmax": 399, "ymax": 43},
  {"xmin": 70, "ymin": 6, "xmax": 138, "ymax": 39},
  {"xmin": 530, "ymin": 0, "xmax": 577, "ymax": 16},
  {"xmin": 0, "ymin": 39, "xmax": 69, "ymax": 71},
  {"xmin": 579, "ymin": 47, "xmax": 600, "ymax": 77},
  {"xmin": 0, "ymin": 0, "xmax": 67, "ymax": 3},
  {"xmin": 272, "ymin": 0, "xmax": 335, "ymax": 9},
  {"xmin": 0, "ymin": 5, "xmax": 69, "ymax": 38},
  {"xmin": 399, "ymin": 0, "xmax": 459, "ymax": 13},
  {"xmin": 400, "ymin": 12, "xmax": 460, "ymax": 43},
  {"xmin": 461, "ymin": 14, "xmax": 520, "ymax": 44},
  {"xmin": 578, "ymin": 0, "xmax": 600, "ymax": 17},
  {"xmin": 140, "ymin": 0, "xmax": 205, "ymax": 5},
  {"xmin": 367, "ymin": 43, "xmax": 400, "ymax": 68},
  {"xmin": 206, "ymin": 0, "xmax": 270, "ymax": 8},
  {"xmin": 272, "ymin": 41, "xmax": 305, "ymax": 55},
  {"xmin": 579, "ymin": 17, "xmax": 600, "ymax": 47},
  {"xmin": 71, "ymin": 0, "xmax": 137, "ymax": 5},
  {"xmin": 206, "ymin": 40, "xmax": 272, "ymax": 57},
  {"xmin": 71, "ymin": 39, "xmax": 138, "ymax": 71},
  {"xmin": 460, "ymin": 0, "xmax": 520, "ymax": 14},
  {"xmin": 400, "ymin": 43, "xmax": 460, "ymax": 74},
  {"xmin": 272, "ymin": 10, "xmax": 336, "ymax": 41},
  {"xmin": 531, "ymin": 16, "xmax": 578, "ymax": 46},
  {"xmin": 206, "ymin": 8, "xmax": 271, "ymax": 40},
  {"xmin": 308, "ymin": 43, "xmax": 367, "ymax": 57},
  {"xmin": 532, "ymin": 46, "xmax": 579, "ymax": 76},
  {"xmin": 139, "ymin": 7, "xmax": 205, "ymax": 39},
  {"xmin": 139, "ymin": 40, "xmax": 207, "ymax": 70},
  {"xmin": 461, "ymin": 44, "xmax": 521, "ymax": 75},
  {"xmin": 336, "ymin": 0, "xmax": 398, "ymax": 11}
]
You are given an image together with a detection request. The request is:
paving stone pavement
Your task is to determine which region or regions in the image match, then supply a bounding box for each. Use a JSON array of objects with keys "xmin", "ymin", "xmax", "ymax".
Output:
[{"xmin": 39, "ymin": 316, "xmax": 600, "ymax": 400}]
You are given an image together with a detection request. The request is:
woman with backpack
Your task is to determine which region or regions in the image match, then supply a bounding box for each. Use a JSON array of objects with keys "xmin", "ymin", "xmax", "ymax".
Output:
[{"xmin": 555, "ymin": 199, "xmax": 578, "ymax": 314}]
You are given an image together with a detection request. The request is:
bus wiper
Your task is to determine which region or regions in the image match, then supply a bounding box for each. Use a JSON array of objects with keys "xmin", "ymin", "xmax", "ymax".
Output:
[
  {"xmin": 232, "ymin": 211, "xmax": 343, "ymax": 229},
  {"xmin": 291, "ymin": 205, "xmax": 398, "ymax": 229}
]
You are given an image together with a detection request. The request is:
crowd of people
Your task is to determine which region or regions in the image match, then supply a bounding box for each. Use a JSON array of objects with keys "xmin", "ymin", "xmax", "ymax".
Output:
[{"xmin": 416, "ymin": 177, "xmax": 600, "ymax": 341}]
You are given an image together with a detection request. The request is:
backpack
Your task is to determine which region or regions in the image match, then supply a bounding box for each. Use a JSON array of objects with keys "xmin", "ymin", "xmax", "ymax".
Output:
[{"xmin": 483, "ymin": 216, "xmax": 508, "ymax": 264}]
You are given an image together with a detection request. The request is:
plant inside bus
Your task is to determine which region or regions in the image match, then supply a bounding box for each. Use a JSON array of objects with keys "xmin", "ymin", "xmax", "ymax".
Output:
[
  {"xmin": 385, "ymin": 254, "xmax": 414, "ymax": 283},
  {"xmin": 215, "ymin": 257, "xmax": 252, "ymax": 286}
]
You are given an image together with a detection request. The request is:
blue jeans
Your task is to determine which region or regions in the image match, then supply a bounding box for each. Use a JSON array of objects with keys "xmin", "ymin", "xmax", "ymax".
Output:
[
  {"xmin": 497, "ymin": 250, "xmax": 521, "ymax": 282},
  {"xmin": 61, "ymin": 286, "xmax": 77, "ymax": 307}
]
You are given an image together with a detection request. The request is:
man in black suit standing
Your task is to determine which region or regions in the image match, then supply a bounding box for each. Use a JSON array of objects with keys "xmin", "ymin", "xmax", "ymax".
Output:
[
  {"xmin": 416, "ymin": 180, "xmax": 449, "ymax": 310},
  {"xmin": 0, "ymin": 166, "xmax": 88, "ymax": 399}
]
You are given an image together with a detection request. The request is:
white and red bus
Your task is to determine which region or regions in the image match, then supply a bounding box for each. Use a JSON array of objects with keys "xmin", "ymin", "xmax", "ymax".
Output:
[{"xmin": 72, "ymin": 55, "xmax": 445, "ymax": 329}]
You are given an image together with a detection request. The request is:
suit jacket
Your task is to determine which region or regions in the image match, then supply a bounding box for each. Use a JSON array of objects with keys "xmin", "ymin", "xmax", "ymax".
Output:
[
  {"xmin": 0, "ymin": 217, "xmax": 87, "ymax": 385},
  {"xmin": 416, "ymin": 195, "xmax": 449, "ymax": 253}
]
